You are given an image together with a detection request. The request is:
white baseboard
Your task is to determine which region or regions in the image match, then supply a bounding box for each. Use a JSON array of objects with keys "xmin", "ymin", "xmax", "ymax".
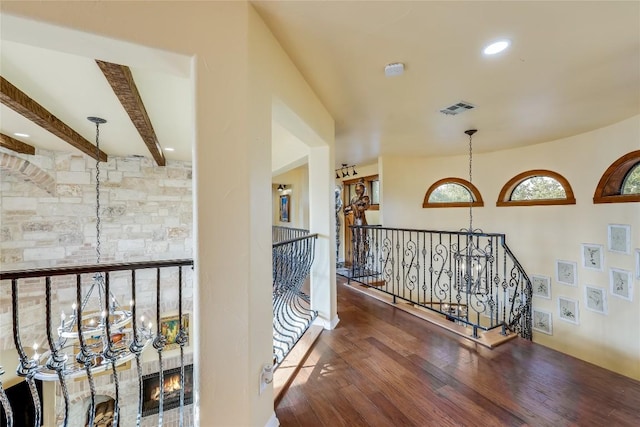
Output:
[
  {"xmin": 265, "ymin": 411, "xmax": 279, "ymax": 427},
  {"xmin": 313, "ymin": 315, "xmax": 340, "ymax": 330}
]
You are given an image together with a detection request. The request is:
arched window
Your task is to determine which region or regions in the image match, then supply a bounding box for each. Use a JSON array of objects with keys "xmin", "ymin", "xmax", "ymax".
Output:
[
  {"xmin": 497, "ymin": 170, "xmax": 576, "ymax": 206},
  {"xmin": 594, "ymin": 150, "xmax": 640, "ymax": 203},
  {"xmin": 423, "ymin": 177, "xmax": 484, "ymax": 208}
]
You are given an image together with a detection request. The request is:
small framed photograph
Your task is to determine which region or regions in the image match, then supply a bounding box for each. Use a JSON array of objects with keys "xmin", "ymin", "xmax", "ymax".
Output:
[
  {"xmin": 558, "ymin": 296, "xmax": 579, "ymax": 324},
  {"xmin": 607, "ymin": 224, "xmax": 630, "ymax": 254},
  {"xmin": 581, "ymin": 243, "xmax": 604, "ymax": 271},
  {"xmin": 609, "ymin": 268, "xmax": 633, "ymax": 301},
  {"xmin": 556, "ymin": 260, "xmax": 577, "ymax": 287},
  {"xmin": 531, "ymin": 275, "xmax": 551, "ymax": 299},
  {"xmin": 160, "ymin": 313, "xmax": 190, "ymax": 351},
  {"xmin": 584, "ymin": 285, "xmax": 607, "ymax": 315},
  {"xmin": 635, "ymin": 249, "xmax": 640, "ymax": 279},
  {"xmin": 532, "ymin": 309, "xmax": 553, "ymax": 335}
]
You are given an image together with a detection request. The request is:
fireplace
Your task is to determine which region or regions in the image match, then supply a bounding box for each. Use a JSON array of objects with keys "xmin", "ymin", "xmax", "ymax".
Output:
[{"xmin": 142, "ymin": 364, "xmax": 193, "ymax": 417}]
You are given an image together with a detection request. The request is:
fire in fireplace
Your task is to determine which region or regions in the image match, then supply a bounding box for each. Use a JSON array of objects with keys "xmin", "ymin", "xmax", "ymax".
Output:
[{"xmin": 142, "ymin": 364, "xmax": 193, "ymax": 417}]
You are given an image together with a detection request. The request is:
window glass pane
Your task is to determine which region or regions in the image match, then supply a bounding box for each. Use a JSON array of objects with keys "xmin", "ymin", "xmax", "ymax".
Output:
[
  {"xmin": 370, "ymin": 180, "xmax": 380, "ymax": 204},
  {"xmin": 511, "ymin": 176, "xmax": 566, "ymax": 200},
  {"xmin": 428, "ymin": 183, "xmax": 472, "ymax": 203},
  {"xmin": 622, "ymin": 163, "xmax": 640, "ymax": 194}
]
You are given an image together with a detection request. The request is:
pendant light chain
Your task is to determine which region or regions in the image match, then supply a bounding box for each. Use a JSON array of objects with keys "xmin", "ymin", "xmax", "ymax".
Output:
[
  {"xmin": 468, "ymin": 131, "xmax": 473, "ymax": 234},
  {"xmin": 94, "ymin": 121, "xmax": 102, "ymax": 265}
]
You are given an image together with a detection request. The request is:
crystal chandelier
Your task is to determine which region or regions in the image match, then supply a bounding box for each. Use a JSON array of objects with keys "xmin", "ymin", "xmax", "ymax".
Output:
[{"xmin": 25, "ymin": 117, "xmax": 153, "ymax": 382}]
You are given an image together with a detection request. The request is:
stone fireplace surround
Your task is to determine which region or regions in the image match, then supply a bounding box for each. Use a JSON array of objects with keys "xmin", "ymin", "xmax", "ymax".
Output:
[{"xmin": 60, "ymin": 353, "xmax": 194, "ymax": 427}]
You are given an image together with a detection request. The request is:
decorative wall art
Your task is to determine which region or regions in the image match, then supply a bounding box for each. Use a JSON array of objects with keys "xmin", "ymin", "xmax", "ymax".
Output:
[
  {"xmin": 279, "ymin": 194, "xmax": 290, "ymax": 223},
  {"xmin": 607, "ymin": 224, "xmax": 631, "ymax": 254},
  {"xmin": 609, "ymin": 267, "xmax": 633, "ymax": 301},
  {"xmin": 584, "ymin": 285, "xmax": 607, "ymax": 315},
  {"xmin": 160, "ymin": 313, "xmax": 190, "ymax": 351},
  {"xmin": 556, "ymin": 260, "xmax": 577, "ymax": 287},
  {"xmin": 636, "ymin": 249, "xmax": 640, "ymax": 279},
  {"xmin": 558, "ymin": 296, "xmax": 579, "ymax": 324},
  {"xmin": 531, "ymin": 275, "xmax": 551, "ymax": 299},
  {"xmin": 532, "ymin": 309, "xmax": 553, "ymax": 335},
  {"xmin": 581, "ymin": 243, "xmax": 604, "ymax": 271}
]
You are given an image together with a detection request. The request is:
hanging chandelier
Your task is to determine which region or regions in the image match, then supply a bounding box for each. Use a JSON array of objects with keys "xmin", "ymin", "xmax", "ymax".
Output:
[
  {"xmin": 25, "ymin": 117, "xmax": 153, "ymax": 381},
  {"xmin": 453, "ymin": 129, "xmax": 492, "ymax": 296}
]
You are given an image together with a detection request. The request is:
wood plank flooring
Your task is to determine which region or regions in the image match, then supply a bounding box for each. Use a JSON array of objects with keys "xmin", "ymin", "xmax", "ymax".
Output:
[{"xmin": 275, "ymin": 276, "xmax": 640, "ymax": 426}]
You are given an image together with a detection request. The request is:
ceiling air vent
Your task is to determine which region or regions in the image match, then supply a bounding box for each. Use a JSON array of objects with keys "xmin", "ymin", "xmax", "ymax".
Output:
[{"xmin": 439, "ymin": 101, "xmax": 476, "ymax": 116}]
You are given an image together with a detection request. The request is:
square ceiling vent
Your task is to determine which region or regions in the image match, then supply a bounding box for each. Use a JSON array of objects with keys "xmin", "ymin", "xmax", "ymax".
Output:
[{"xmin": 439, "ymin": 101, "xmax": 476, "ymax": 115}]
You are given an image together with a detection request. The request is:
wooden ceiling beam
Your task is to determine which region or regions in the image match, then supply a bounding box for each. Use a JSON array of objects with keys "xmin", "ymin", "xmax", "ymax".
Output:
[
  {"xmin": 0, "ymin": 76, "xmax": 107, "ymax": 162},
  {"xmin": 96, "ymin": 60, "xmax": 166, "ymax": 166},
  {"xmin": 0, "ymin": 133, "xmax": 36, "ymax": 155}
]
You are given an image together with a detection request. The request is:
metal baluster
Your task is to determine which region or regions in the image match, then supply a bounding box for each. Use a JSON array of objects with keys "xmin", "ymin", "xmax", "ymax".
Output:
[
  {"xmin": 152, "ymin": 268, "xmax": 166, "ymax": 427},
  {"xmin": 176, "ymin": 266, "xmax": 187, "ymax": 427},
  {"xmin": 45, "ymin": 277, "xmax": 70, "ymax": 427},
  {"xmin": 0, "ymin": 366, "xmax": 14, "ymax": 426},
  {"xmin": 102, "ymin": 273, "xmax": 120, "ymax": 427},
  {"xmin": 129, "ymin": 269, "xmax": 145, "ymax": 427},
  {"xmin": 11, "ymin": 278, "xmax": 41, "ymax": 427},
  {"xmin": 75, "ymin": 275, "xmax": 97, "ymax": 427}
]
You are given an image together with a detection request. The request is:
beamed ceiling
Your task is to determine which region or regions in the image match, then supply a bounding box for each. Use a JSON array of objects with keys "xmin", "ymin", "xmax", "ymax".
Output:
[{"xmin": 1, "ymin": 1, "xmax": 639, "ymax": 168}]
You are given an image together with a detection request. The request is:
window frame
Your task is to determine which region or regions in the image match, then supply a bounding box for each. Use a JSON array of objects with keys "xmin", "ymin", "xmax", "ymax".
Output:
[
  {"xmin": 593, "ymin": 150, "xmax": 640, "ymax": 204},
  {"xmin": 497, "ymin": 169, "xmax": 576, "ymax": 207},
  {"xmin": 422, "ymin": 177, "xmax": 484, "ymax": 208}
]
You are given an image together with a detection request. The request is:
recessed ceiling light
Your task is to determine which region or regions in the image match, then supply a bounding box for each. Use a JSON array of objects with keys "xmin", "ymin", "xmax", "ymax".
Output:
[
  {"xmin": 164, "ymin": 147, "xmax": 175, "ymax": 152},
  {"xmin": 483, "ymin": 40, "xmax": 510, "ymax": 55},
  {"xmin": 13, "ymin": 132, "xmax": 30, "ymax": 138}
]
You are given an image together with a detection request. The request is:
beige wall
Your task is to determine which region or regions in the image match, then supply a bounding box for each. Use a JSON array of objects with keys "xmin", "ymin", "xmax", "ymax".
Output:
[
  {"xmin": 1, "ymin": 1, "xmax": 334, "ymax": 426},
  {"xmin": 381, "ymin": 115, "xmax": 640, "ymax": 380},
  {"xmin": 273, "ymin": 165, "xmax": 309, "ymax": 229}
]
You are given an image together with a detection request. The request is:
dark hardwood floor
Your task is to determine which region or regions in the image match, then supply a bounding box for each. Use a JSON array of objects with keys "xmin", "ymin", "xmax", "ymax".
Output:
[{"xmin": 275, "ymin": 276, "xmax": 640, "ymax": 426}]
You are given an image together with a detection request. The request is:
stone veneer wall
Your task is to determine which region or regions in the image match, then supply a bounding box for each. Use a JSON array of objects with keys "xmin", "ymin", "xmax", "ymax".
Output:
[{"xmin": 0, "ymin": 147, "xmax": 194, "ymax": 425}]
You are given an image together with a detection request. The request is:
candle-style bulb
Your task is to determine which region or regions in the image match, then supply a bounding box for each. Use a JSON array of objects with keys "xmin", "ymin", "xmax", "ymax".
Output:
[
  {"xmin": 140, "ymin": 315, "xmax": 145, "ymax": 323},
  {"xmin": 61, "ymin": 311, "xmax": 66, "ymax": 320},
  {"xmin": 148, "ymin": 322, "xmax": 152, "ymax": 330}
]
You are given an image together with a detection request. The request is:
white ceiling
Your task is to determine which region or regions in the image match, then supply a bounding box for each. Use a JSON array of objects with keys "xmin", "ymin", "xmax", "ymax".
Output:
[
  {"xmin": 254, "ymin": 0, "xmax": 640, "ymax": 166},
  {"xmin": 1, "ymin": 2, "xmax": 639, "ymax": 168},
  {"xmin": 0, "ymin": 14, "xmax": 193, "ymax": 162}
]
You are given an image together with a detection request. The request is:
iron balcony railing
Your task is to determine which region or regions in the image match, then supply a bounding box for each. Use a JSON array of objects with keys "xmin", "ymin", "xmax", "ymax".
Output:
[
  {"xmin": 0, "ymin": 259, "xmax": 193, "ymax": 427},
  {"xmin": 272, "ymin": 225, "xmax": 310, "ymax": 244},
  {"xmin": 343, "ymin": 226, "xmax": 532, "ymax": 340},
  {"xmin": 272, "ymin": 227, "xmax": 318, "ymax": 367}
]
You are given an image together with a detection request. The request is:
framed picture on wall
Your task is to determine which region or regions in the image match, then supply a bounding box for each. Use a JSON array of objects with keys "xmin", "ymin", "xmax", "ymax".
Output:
[
  {"xmin": 279, "ymin": 194, "xmax": 290, "ymax": 222},
  {"xmin": 160, "ymin": 313, "xmax": 190, "ymax": 351},
  {"xmin": 558, "ymin": 296, "xmax": 579, "ymax": 324},
  {"xmin": 556, "ymin": 260, "xmax": 577, "ymax": 287},
  {"xmin": 581, "ymin": 243, "xmax": 604, "ymax": 271},
  {"xmin": 607, "ymin": 224, "xmax": 631, "ymax": 254},
  {"xmin": 584, "ymin": 285, "xmax": 607, "ymax": 315},
  {"xmin": 531, "ymin": 275, "xmax": 551, "ymax": 299},
  {"xmin": 610, "ymin": 267, "xmax": 633, "ymax": 301},
  {"xmin": 635, "ymin": 249, "xmax": 640, "ymax": 279},
  {"xmin": 532, "ymin": 309, "xmax": 553, "ymax": 335}
]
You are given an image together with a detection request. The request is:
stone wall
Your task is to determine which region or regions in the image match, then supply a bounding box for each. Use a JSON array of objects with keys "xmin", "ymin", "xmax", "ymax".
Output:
[{"xmin": 0, "ymin": 147, "xmax": 194, "ymax": 425}]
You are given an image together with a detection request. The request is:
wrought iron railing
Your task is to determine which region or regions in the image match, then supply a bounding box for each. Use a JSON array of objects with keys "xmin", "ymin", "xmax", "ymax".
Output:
[
  {"xmin": 272, "ymin": 225, "xmax": 310, "ymax": 244},
  {"xmin": 342, "ymin": 226, "xmax": 532, "ymax": 340},
  {"xmin": 272, "ymin": 229, "xmax": 318, "ymax": 366},
  {"xmin": 0, "ymin": 259, "xmax": 193, "ymax": 427}
]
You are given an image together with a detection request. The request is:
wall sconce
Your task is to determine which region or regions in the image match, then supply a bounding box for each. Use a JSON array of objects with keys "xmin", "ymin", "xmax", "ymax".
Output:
[{"xmin": 335, "ymin": 163, "xmax": 357, "ymax": 179}]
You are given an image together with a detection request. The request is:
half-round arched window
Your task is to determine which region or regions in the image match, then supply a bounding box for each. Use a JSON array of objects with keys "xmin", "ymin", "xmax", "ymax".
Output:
[
  {"xmin": 423, "ymin": 177, "xmax": 484, "ymax": 208},
  {"xmin": 593, "ymin": 150, "xmax": 640, "ymax": 203},
  {"xmin": 497, "ymin": 170, "xmax": 576, "ymax": 206}
]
